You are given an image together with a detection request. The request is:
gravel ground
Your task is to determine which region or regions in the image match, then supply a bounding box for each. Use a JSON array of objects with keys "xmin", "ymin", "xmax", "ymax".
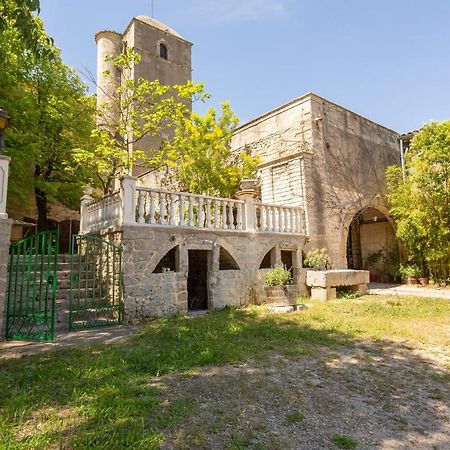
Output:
[{"xmin": 155, "ymin": 341, "xmax": 449, "ymax": 450}]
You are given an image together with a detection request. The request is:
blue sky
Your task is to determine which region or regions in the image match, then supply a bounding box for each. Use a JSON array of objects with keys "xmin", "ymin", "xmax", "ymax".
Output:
[{"xmin": 40, "ymin": 0, "xmax": 450, "ymax": 133}]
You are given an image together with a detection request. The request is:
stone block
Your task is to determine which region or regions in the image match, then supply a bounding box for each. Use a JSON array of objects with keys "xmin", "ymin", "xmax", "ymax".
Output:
[
  {"xmin": 310, "ymin": 286, "xmax": 336, "ymax": 301},
  {"xmin": 306, "ymin": 270, "xmax": 369, "ymax": 288}
]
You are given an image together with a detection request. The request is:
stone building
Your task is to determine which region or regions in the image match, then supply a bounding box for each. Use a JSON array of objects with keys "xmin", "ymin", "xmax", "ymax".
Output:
[
  {"xmin": 81, "ymin": 15, "xmax": 402, "ymax": 319},
  {"xmin": 231, "ymin": 93, "xmax": 401, "ymax": 277}
]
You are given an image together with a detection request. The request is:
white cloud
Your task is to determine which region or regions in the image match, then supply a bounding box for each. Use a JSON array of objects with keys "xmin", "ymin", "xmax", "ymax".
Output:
[{"xmin": 192, "ymin": 0, "xmax": 287, "ymax": 23}]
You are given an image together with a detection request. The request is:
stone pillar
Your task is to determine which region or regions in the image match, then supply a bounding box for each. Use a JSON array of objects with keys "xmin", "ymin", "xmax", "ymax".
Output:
[
  {"xmin": 235, "ymin": 179, "xmax": 258, "ymax": 232},
  {"xmin": 120, "ymin": 176, "xmax": 137, "ymax": 225},
  {"xmin": 0, "ymin": 218, "xmax": 12, "ymax": 339},
  {"xmin": 0, "ymin": 155, "xmax": 11, "ymax": 219},
  {"xmin": 79, "ymin": 193, "xmax": 94, "ymax": 235}
]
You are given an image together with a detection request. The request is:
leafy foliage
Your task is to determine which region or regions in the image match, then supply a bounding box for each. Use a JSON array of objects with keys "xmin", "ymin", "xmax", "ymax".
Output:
[
  {"xmin": 387, "ymin": 121, "xmax": 450, "ymax": 282},
  {"xmin": 74, "ymin": 48, "xmax": 259, "ymax": 196},
  {"xmin": 303, "ymin": 248, "xmax": 331, "ymax": 270},
  {"xmin": 397, "ymin": 263, "xmax": 421, "ymax": 279},
  {"xmin": 264, "ymin": 265, "xmax": 293, "ymax": 286},
  {"xmin": 0, "ymin": 1, "xmax": 94, "ymax": 227},
  {"xmin": 73, "ymin": 48, "xmax": 207, "ymax": 193},
  {"xmin": 162, "ymin": 102, "xmax": 260, "ymax": 197}
]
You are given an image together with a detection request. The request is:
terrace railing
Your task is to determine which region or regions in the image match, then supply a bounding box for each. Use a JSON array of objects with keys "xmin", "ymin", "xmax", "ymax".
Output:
[{"xmin": 80, "ymin": 176, "xmax": 305, "ymax": 235}]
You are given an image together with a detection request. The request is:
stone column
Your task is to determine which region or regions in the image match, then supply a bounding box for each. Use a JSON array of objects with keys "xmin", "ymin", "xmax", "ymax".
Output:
[
  {"xmin": 0, "ymin": 154, "xmax": 12, "ymax": 338},
  {"xmin": 0, "ymin": 218, "xmax": 12, "ymax": 339},
  {"xmin": 235, "ymin": 179, "xmax": 258, "ymax": 232},
  {"xmin": 79, "ymin": 193, "xmax": 94, "ymax": 234},
  {"xmin": 0, "ymin": 155, "xmax": 11, "ymax": 219},
  {"xmin": 120, "ymin": 176, "xmax": 137, "ymax": 225}
]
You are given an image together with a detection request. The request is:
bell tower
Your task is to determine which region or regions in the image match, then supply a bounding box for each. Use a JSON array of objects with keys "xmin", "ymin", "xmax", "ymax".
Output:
[
  {"xmin": 95, "ymin": 16, "xmax": 192, "ymax": 109},
  {"xmin": 95, "ymin": 16, "xmax": 192, "ymax": 176}
]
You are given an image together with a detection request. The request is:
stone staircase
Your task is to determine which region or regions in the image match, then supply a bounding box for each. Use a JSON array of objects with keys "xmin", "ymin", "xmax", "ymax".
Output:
[{"xmin": 54, "ymin": 255, "xmax": 118, "ymax": 334}]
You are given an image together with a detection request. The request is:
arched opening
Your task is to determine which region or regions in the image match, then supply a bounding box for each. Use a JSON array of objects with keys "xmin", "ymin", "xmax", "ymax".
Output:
[
  {"xmin": 219, "ymin": 247, "xmax": 240, "ymax": 270},
  {"xmin": 259, "ymin": 247, "xmax": 276, "ymax": 269},
  {"xmin": 159, "ymin": 43, "xmax": 168, "ymax": 60},
  {"xmin": 153, "ymin": 246, "xmax": 179, "ymax": 273},
  {"xmin": 346, "ymin": 207, "xmax": 398, "ymax": 282}
]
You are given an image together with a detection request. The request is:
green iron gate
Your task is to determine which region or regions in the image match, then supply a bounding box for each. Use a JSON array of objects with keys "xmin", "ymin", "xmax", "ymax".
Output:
[
  {"xmin": 69, "ymin": 235, "xmax": 123, "ymax": 330},
  {"xmin": 5, "ymin": 230, "xmax": 59, "ymax": 341}
]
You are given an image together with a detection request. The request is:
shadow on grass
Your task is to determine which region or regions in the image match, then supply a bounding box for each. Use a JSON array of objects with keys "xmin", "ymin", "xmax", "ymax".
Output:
[{"xmin": 0, "ymin": 307, "xmax": 448, "ymax": 449}]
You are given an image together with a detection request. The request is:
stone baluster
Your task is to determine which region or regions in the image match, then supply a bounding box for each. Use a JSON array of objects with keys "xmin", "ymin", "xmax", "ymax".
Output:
[
  {"xmin": 228, "ymin": 201, "xmax": 235, "ymax": 230},
  {"xmin": 137, "ymin": 191, "xmax": 145, "ymax": 224},
  {"xmin": 214, "ymin": 200, "xmax": 219, "ymax": 228},
  {"xmin": 236, "ymin": 202, "xmax": 243, "ymax": 230},
  {"xmin": 179, "ymin": 195, "xmax": 185, "ymax": 226},
  {"xmin": 159, "ymin": 192, "xmax": 166, "ymax": 225},
  {"xmin": 198, "ymin": 197, "xmax": 204, "ymax": 227},
  {"xmin": 260, "ymin": 206, "xmax": 266, "ymax": 231},
  {"xmin": 169, "ymin": 193, "xmax": 176, "ymax": 225},
  {"xmin": 149, "ymin": 192, "xmax": 156, "ymax": 224},
  {"xmin": 188, "ymin": 195, "xmax": 194, "ymax": 226},
  {"xmin": 206, "ymin": 199, "xmax": 212, "ymax": 227},
  {"xmin": 279, "ymin": 207, "xmax": 285, "ymax": 232},
  {"xmin": 221, "ymin": 200, "xmax": 228, "ymax": 229},
  {"xmin": 290, "ymin": 209, "xmax": 295, "ymax": 233},
  {"xmin": 284, "ymin": 208, "xmax": 289, "ymax": 232}
]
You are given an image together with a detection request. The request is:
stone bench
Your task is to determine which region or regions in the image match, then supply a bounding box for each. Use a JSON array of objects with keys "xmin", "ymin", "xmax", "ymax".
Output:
[{"xmin": 306, "ymin": 270, "xmax": 370, "ymax": 301}]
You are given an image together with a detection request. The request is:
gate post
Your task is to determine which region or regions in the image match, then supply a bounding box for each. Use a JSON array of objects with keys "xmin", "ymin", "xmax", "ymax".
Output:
[
  {"xmin": 0, "ymin": 218, "xmax": 12, "ymax": 340},
  {"xmin": 0, "ymin": 154, "xmax": 12, "ymax": 339}
]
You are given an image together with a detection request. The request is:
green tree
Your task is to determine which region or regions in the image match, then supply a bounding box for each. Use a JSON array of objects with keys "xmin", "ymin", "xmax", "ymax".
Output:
[
  {"xmin": 162, "ymin": 102, "xmax": 259, "ymax": 197},
  {"xmin": 73, "ymin": 48, "xmax": 207, "ymax": 193},
  {"xmin": 0, "ymin": 1, "xmax": 94, "ymax": 229},
  {"xmin": 387, "ymin": 121, "xmax": 450, "ymax": 281},
  {"xmin": 74, "ymin": 49, "xmax": 259, "ymax": 196}
]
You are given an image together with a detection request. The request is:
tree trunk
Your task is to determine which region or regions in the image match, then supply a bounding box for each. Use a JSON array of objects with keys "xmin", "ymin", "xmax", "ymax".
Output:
[{"xmin": 35, "ymin": 186, "xmax": 48, "ymax": 231}]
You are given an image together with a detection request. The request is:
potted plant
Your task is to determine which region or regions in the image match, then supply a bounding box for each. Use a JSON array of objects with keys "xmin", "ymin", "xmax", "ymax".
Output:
[
  {"xmin": 264, "ymin": 265, "xmax": 296, "ymax": 306},
  {"xmin": 398, "ymin": 264, "xmax": 421, "ymax": 285},
  {"xmin": 303, "ymin": 248, "xmax": 330, "ymax": 271}
]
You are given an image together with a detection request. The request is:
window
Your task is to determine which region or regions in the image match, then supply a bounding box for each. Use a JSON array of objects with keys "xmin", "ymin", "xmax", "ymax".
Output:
[{"xmin": 159, "ymin": 43, "xmax": 168, "ymax": 60}]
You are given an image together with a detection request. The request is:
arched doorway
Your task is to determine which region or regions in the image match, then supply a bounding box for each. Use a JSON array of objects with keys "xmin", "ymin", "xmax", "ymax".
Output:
[{"xmin": 346, "ymin": 207, "xmax": 398, "ymax": 282}]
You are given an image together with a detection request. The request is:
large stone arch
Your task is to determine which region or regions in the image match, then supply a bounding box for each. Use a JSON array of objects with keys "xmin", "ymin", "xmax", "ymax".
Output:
[{"xmin": 338, "ymin": 197, "xmax": 400, "ymax": 281}]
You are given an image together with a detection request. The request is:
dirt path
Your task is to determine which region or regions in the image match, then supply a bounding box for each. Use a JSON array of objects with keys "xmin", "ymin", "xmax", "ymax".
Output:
[{"xmin": 155, "ymin": 341, "xmax": 449, "ymax": 449}]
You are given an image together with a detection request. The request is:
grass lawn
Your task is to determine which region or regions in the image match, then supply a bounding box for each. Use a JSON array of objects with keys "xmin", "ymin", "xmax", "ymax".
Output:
[{"xmin": 0, "ymin": 295, "xmax": 449, "ymax": 449}]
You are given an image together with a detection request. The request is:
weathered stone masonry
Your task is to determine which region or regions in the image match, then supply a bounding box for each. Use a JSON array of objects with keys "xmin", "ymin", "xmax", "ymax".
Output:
[{"xmin": 118, "ymin": 224, "xmax": 306, "ymax": 321}]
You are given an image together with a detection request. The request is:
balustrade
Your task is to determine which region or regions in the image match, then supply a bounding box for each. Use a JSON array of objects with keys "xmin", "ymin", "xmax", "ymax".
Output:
[
  {"xmin": 135, "ymin": 188, "xmax": 244, "ymax": 230},
  {"xmin": 82, "ymin": 184, "xmax": 305, "ymax": 235}
]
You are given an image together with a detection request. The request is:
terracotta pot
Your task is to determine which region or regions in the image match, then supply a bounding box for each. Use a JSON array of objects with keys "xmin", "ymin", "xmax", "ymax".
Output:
[
  {"xmin": 264, "ymin": 285, "xmax": 297, "ymax": 306},
  {"xmin": 369, "ymin": 273, "xmax": 378, "ymax": 282},
  {"xmin": 418, "ymin": 277, "xmax": 429, "ymax": 286},
  {"xmin": 406, "ymin": 276, "xmax": 418, "ymax": 285}
]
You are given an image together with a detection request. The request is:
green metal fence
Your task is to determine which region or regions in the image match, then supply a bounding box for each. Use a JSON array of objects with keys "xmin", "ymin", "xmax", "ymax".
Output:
[
  {"xmin": 69, "ymin": 234, "xmax": 123, "ymax": 330},
  {"xmin": 5, "ymin": 230, "xmax": 59, "ymax": 341}
]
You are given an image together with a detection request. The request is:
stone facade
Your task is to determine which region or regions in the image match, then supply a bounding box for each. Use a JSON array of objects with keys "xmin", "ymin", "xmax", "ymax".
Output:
[
  {"xmin": 0, "ymin": 218, "xmax": 12, "ymax": 338},
  {"xmin": 117, "ymin": 225, "xmax": 306, "ymax": 321},
  {"xmin": 231, "ymin": 93, "xmax": 400, "ymax": 269}
]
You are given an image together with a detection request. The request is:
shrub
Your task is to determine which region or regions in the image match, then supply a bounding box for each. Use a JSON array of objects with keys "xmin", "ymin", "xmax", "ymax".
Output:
[
  {"xmin": 264, "ymin": 265, "xmax": 293, "ymax": 286},
  {"xmin": 398, "ymin": 263, "xmax": 421, "ymax": 278},
  {"xmin": 303, "ymin": 248, "xmax": 330, "ymax": 270}
]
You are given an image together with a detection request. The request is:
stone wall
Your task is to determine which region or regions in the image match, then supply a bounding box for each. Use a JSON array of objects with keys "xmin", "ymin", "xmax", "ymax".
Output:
[
  {"xmin": 0, "ymin": 219, "xmax": 12, "ymax": 339},
  {"xmin": 118, "ymin": 225, "xmax": 306, "ymax": 321}
]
